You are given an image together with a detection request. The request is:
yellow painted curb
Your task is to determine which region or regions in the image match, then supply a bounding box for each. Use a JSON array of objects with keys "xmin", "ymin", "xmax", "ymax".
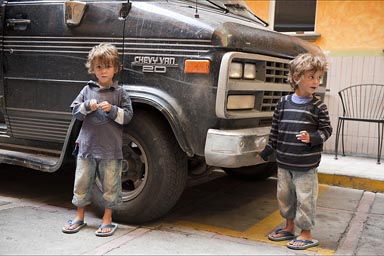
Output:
[{"xmin": 319, "ymin": 173, "xmax": 384, "ymax": 193}]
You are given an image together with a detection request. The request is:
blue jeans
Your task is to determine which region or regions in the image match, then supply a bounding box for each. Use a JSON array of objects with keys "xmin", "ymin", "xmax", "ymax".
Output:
[
  {"xmin": 277, "ymin": 167, "xmax": 318, "ymax": 230},
  {"xmin": 72, "ymin": 157, "xmax": 122, "ymax": 208}
]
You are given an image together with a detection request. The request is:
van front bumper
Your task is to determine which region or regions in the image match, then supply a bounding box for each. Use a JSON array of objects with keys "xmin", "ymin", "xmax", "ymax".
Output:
[{"xmin": 204, "ymin": 127, "xmax": 270, "ymax": 168}]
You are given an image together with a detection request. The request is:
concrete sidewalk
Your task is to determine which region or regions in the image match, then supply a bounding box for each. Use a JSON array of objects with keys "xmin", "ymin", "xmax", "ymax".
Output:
[{"xmin": 318, "ymin": 153, "xmax": 384, "ymax": 192}]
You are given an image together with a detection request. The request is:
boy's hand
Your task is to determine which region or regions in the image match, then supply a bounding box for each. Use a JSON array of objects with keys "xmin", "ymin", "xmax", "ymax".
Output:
[
  {"xmin": 296, "ymin": 131, "xmax": 310, "ymax": 143},
  {"xmin": 98, "ymin": 101, "xmax": 112, "ymax": 113},
  {"xmin": 89, "ymin": 99, "xmax": 98, "ymax": 111}
]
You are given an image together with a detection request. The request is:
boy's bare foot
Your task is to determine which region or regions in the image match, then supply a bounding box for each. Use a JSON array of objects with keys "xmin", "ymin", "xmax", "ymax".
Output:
[
  {"xmin": 64, "ymin": 219, "xmax": 83, "ymax": 230},
  {"xmin": 95, "ymin": 223, "xmax": 118, "ymax": 237},
  {"xmin": 288, "ymin": 230, "xmax": 312, "ymax": 245},
  {"xmin": 62, "ymin": 219, "xmax": 87, "ymax": 234},
  {"xmin": 95, "ymin": 208, "xmax": 117, "ymax": 236},
  {"xmin": 288, "ymin": 235, "xmax": 312, "ymax": 246},
  {"xmin": 287, "ymin": 236, "xmax": 319, "ymax": 250},
  {"xmin": 268, "ymin": 228, "xmax": 295, "ymax": 241},
  {"xmin": 96, "ymin": 222, "xmax": 112, "ymax": 234},
  {"xmin": 287, "ymin": 230, "xmax": 319, "ymax": 250}
]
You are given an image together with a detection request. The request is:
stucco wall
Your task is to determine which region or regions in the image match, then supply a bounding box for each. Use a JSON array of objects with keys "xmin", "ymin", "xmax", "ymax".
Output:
[
  {"xmin": 246, "ymin": 0, "xmax": 384, "ymax": 51},
  {"xmin": 315, "ymin": 1, "xmax": 384, "ymax": 51}
]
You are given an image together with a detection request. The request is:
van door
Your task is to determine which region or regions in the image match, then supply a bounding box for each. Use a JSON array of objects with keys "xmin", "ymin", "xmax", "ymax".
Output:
[
  {"xmin": 0, "ymin": 0, "xmax": 5, "ymax": 127},
  {"xmin": 2, "ymin": 0, "xmax": 126, "ymax": 143}
]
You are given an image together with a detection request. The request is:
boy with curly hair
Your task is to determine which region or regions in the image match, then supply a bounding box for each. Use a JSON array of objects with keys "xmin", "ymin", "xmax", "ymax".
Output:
[
  {"xmin": 62, "ymin": 43, "xmax": 133, "ymax": 237},
  {"xmin": 259, "ymin": 53, "xmax": 332, "ymax": 250}
]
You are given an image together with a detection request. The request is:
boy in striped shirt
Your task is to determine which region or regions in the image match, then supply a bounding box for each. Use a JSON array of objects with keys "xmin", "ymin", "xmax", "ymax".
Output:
[{"xmin": 259, "ymin": 53, "xmax": 332, "ymax": 250}]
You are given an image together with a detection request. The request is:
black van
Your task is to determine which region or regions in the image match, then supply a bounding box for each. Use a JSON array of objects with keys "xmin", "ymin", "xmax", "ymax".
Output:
[{"xmin": 0, "ymin": 0, "xmax": 326, "ymax": 223}]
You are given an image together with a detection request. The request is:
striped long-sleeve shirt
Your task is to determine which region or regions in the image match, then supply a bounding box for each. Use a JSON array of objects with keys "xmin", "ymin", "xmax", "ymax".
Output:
[{"xmin": 259, "ymin": 94, "xmax": 332, "ymax": 171}]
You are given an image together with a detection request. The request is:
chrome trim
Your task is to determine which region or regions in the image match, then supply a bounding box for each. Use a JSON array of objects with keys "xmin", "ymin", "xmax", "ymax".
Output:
[
  {"xmin": 3, "ymin": 36, "xmax": 213, "ymax": 57},
  {"xmin": 216, "ymin": 52, "xmax": 292, "ymax": 119},
  {"xmin": 204, "ymin": 127, "xmax": 271, "ymax": 168}
]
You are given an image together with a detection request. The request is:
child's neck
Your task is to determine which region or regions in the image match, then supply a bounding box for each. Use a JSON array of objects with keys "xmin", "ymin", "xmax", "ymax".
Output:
[
  {"xmin": 294, "ymin": 91, "xmax": 312, "ymax": 98},
  {"xmin": 98, "ymin": 82, "xmax": 113, "ymax": 88}
]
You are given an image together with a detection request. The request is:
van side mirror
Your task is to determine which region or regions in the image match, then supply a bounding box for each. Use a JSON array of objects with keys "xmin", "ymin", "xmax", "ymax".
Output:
[
  {"xmin": 119, "ymin": 2, "xmax": 132, "ymax": 21},
  {"xmin": 64, "ymin": 1, "xmax": 87, "ymax": 27}
]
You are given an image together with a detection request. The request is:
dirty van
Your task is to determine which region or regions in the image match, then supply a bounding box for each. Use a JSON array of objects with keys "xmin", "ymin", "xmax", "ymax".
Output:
[{"xmin": 0, "ymin": 0, "xmax": 327, "ymax": 223}]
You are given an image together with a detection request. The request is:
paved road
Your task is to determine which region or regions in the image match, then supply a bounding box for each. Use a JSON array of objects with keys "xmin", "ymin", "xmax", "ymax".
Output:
[{"xmin": 0, "ymin": 164, "xmax": 383, "ymax": 255}]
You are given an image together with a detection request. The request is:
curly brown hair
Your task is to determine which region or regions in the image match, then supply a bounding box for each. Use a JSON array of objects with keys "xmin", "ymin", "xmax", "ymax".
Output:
[
  {"xmin": 85, "ymin": 43, "xmax": 121, "ymax": 75},
  {"xmin": 287, "ymin": 53, "xmax": 328, "ymax": 91}
]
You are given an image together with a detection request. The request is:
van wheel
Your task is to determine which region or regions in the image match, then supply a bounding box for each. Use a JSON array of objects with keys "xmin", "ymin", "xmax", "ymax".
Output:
[
  {"xmin": 223, "ymin": 162, "xmax": 277, "ymax": 180},
  {"xmin": 91, "ymin": 109, "xmax": 188, "ymax": 224}
]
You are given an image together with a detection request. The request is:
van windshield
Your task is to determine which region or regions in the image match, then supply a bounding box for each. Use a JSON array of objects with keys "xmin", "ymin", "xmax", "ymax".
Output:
[{"xmin": 184, "ymin": 0, "xmax": 268, "ymax": 26}]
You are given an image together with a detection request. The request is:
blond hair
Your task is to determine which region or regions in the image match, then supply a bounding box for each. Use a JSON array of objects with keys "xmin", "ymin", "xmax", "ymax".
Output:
[
  {"xmin": 85, "ymin": 43, "xmax": 121, "ymax": 75},
  {"xmin": 287, "ymin": 53, "xmax": 327, "ymax": 91}
]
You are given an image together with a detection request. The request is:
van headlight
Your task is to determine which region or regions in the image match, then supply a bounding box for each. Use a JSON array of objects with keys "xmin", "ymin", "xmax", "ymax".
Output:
[
  {"xmin": 229, "ymin": 62, "xmax": 243, "ymax": 79},
  {"xmin": 243, "ymin": 63, "xmax": 256, "ymax": 79},
  {"xmin": 227, "ymin": 95, "xmax": 255, "ymax": 110}
]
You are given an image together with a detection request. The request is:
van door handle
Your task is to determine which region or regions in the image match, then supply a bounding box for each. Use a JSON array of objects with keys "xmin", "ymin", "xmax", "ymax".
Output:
[
  {"xmin": 0, "ymin": 96, "xmax": 4, "ymax": 109},
  {"xmin": 6, "ymin": 18, "xmax": 31, "ymax": 31}
]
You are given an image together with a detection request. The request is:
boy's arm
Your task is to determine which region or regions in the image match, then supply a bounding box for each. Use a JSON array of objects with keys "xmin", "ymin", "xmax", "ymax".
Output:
[
  {"xmin": 259, "ymin": 103, "xmax": 281, "ymax": 161},
  {"xmin": 309, "ymin": 103, "xmax": 333, "ymax": 146},
  {"xmin": 70, "ymin": 89, "xmax": 94, "ymax": 121},
  {"xmin": 107, "ymin": 89, "xmax": 133, "ymax": 125}
]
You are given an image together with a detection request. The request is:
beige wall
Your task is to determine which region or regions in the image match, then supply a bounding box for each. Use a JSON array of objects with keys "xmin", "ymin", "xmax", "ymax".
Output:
[
  {"xmin": 316, "ymin": 1, "xmax": 384, "ymax": 51},
  {"xmin": 246, "ymin": 0, "xmax": 384, "ymax": 52}
]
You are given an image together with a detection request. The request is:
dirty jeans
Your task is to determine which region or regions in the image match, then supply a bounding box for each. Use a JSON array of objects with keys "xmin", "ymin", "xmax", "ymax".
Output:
[
  {"xmin": 72, "ymin": 157, "xmax": 122, "ymax": 209},
  {"xmin": 277, "ymin": 167, "xmax": 318, "ymax": 230}
]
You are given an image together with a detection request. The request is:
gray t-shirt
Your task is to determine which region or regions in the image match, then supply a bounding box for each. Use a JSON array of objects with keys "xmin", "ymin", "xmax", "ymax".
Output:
[{"xmin": 70, "ymin": 81, "xmax": 133, "ymax": 159}]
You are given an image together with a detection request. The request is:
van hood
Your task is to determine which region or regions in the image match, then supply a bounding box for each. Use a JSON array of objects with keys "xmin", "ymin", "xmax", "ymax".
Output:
[
  {"xmin": 184, "ymin": 0, "xmax": 268, "ymax": 27},
  {"xmin": 211, "ymin": 22, "xmax": 323, "ymax": 59},
  {"xmin": 130, "ymin": 1, "xmax": 323, "ymax": 59}
]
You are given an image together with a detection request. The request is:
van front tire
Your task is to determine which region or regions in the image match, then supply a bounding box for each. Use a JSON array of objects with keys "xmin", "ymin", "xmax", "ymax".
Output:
[{"xmin": 91, "ymin": 109, "xmax": 188, "ymax": 224}]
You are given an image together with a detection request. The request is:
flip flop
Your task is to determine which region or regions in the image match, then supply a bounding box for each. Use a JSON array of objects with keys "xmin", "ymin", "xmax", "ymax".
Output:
[
  {"xmin": 62, "ymin": 220, "xmax": 87, "ymax": 234},
  {"xmin": 95, "ymin": 223, "xmax": 118, "ymax": 237},
  {"xmin": 287, "ymin": 238, "xmax": 319, "ymax": 250},
  {"xmin": 268, "ymin": 228, "xmax": 296, "ymax": 241}
]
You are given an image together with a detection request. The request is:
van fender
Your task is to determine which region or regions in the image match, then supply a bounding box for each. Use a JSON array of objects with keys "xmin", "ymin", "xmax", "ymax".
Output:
[{"xmin": 122, "ymin": 85, "xmax": 193, "ymax": 157}]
